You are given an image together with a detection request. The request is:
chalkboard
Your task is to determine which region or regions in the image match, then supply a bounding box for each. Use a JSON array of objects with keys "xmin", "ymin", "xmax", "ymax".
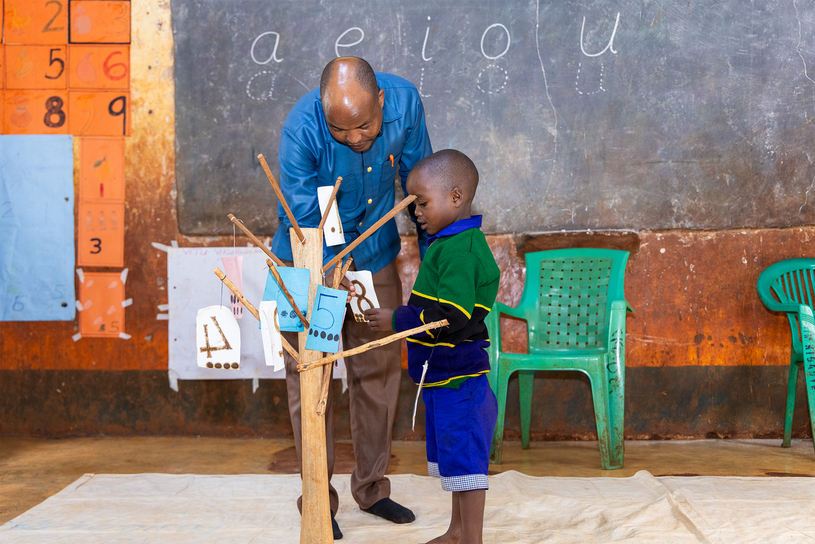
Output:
[{"xmin": 173, "ymin": 0, "xmax": 815, "ymax": 235}]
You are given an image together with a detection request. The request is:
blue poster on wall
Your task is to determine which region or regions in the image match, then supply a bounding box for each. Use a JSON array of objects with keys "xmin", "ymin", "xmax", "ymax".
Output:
[{"xmin": 0, "ymin": 135, "xmax": 76, "ymax": 321}]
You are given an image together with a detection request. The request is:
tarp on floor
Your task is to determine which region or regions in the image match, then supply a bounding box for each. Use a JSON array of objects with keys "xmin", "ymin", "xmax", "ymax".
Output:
[{"xmin": 1, "ymin": 470, "xmax": 814, "ymax": 543}]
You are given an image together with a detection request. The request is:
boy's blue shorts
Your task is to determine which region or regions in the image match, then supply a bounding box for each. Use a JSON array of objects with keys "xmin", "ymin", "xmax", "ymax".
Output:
[{"xmin": 423, "ymin": 373, "xmax": 498, "ymax": 492}]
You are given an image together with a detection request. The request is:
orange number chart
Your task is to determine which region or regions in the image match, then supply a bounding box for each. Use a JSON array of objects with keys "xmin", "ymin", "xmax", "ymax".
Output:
[
  {"xmin": 69, "ymin": 1, "xmax": 130, "ymax": 44},
  {"xmin": 79, "ymin": 137, "xmax": 125, "ymax": 202},
  {"xmin": 5, "ymin": 44, "xmax": 67, "ymax": 89},
  {"xmin": 4, "ymin": 0, "xmax": 69, "ymax": 45},
  {"xmin": 68, "ymin": 45, "xmax": 129, "ymax": 90},
  {"xmin": 77, "ymin": 272, "xmax": 125, "ymax": 338},
  {"xmin": 4, "ymin": 89, "xmax": 68, "ymax": 134},
  {"xmin": 68, "ymin": 91, "xmax": 129, "ymax": 136},
  {"xmin": 77, "ymin": 201, "xmax": 125, "ymax": 267},
  {"xmin": 0, "ymin": 45, "xmax": 5, "ymax": 89}
]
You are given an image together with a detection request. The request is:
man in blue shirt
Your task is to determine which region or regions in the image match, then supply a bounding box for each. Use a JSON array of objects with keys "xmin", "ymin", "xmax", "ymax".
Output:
[{"xmin": 271, "ymin": 57, "xmax": 432, "ymax": 538}]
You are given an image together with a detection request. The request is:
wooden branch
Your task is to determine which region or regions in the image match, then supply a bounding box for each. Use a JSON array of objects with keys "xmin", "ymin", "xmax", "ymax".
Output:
[
  {"xmin": 228, "ymin": 214, "xmax": 286, "ymax": 267},
  {"xmin": 322, "ymin": 195, "xmax": 416, "ymax": 274},
  {"xmin": 317, "ymin": 176, "xmax": 343, "ymax": 233},
  {"xmin": 266, "ymin": 258, "xmax": 309, "ymax": 329},
  {"xmin": 298, "ymin": 319, "xmax": 449, "ymax": 372},
  {"xmin": 257, "ymin": 153, "xmax": 305, "ymax": 244},
  {"xmin": 339, "ymin": 255, "xmax": 354, "ymax": 280},
  {"xmin": 317, "ymin": 255, "xmax": 355, "ymax": 415},
  {"xmin": 213, "ymin": 267, "xmax": 299, "ymax": 362}
]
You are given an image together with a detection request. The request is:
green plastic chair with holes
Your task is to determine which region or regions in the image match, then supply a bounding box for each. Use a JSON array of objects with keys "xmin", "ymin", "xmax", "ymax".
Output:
[
  {"xmin": 485, "ymin": 248, "xmax": 633, "ymax": 469},
  {"xmin": 756, "ymin": 258, "xmax": 815, "ymax": 453}
]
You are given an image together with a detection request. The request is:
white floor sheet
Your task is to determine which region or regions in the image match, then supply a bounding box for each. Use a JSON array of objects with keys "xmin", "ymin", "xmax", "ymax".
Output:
[{"xmin": 2, "ymin": 470, "xmax": 814, "ymax": 543}]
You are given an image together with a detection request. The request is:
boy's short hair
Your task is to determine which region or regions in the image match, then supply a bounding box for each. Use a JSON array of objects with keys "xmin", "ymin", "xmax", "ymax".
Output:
[{"xmin": 413, "ymin": 149, "xmax": 479, "ymax": 201}]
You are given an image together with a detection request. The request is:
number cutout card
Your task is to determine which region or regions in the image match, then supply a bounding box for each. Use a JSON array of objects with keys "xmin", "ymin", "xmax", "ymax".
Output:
[
  {"xmin": 79, "ymin": 137, "xmax": 125, "ymax": 201},
  {"xmin": 221, "ymin": 256, "xmax": 244, "ymax": 319},
  {"xmin": 196, "ymin": 305, "xmax": 241, "ymax": 370},
  {"xmin": 68, "ymin": 45, "xmax": 129, "ymax": 90},
  {"xmin": 4, "ymin": 90, "xmax": 68, "ymax": 134},
  {"xmin": 305, "ymin": 285, "xmax": 346, "ymax": 353},
  {"xmin": 77, "ymin": 201, "xmax": 124, "ymax": 267},
  {"xmin": 4, "ymin": 0, "xmax": 68, "ymax": 45},
  {"xmin": 262, "ymin": 266, "xmax": 309, "ymax": 332},
  {"xmin": 259, "ymin": 301, "xmax": 284, "ymax": 371},
  {"xmin": 69, "ymin": 1, "xmax": 130, "ymax": 44},
  {"xmin": 78, "ymin": 272, "xmax": 125, "ymax": 338},
  {"xmin": 345, "ymin": 270, "xmax": 380, "ymax": 322},
  {"xmin": 5, "ymin": 45, "xmax": 67, "ymax": 89},
  {"xmin": 69, "ymin": 91, "xmax": 129, "ymax": 136},
  {"xmin": 318, "ymin": 185, "xmax": 345, "ymax": 247}
]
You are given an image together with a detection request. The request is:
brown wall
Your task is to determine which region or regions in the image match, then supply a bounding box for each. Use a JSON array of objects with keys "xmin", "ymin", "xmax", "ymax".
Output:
[{"xmin": 1, "ymin": 0, "xmax": 812, "ymax": 440}]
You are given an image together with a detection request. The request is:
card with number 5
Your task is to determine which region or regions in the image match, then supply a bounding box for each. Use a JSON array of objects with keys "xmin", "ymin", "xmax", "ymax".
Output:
[{"xmin": 305, "ymin": 285, "xmax": 346, "ymax": 353}]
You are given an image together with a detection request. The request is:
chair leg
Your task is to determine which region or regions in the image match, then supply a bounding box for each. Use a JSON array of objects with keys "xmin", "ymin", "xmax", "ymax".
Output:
[
  {"xmin": 804, "ymin": 359, "xmax": 815, "ymax": 454},
  {"xmin": 589, "ymin": 373, "xmax": 613, "ymax": 470},
  {"xmin": 783, "ymin": 360, "xmax": 799, "ymax": 448},
  {"xmin": 490, "ymin": 366, "xmax": 510, "ymax": 464},
  {"xmin": 519, "ymin": 370, "xmax": 534, "ymax": 450}
]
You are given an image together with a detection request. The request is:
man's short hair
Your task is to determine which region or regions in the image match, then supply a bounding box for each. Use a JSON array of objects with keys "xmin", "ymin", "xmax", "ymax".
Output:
[
  {"xmin": 414, "ymin": 149, "xmax": 479, "ymax": 199},
  {"xmin": 320, "ymin": 57, "xmax": 379, "ymax": 98}
]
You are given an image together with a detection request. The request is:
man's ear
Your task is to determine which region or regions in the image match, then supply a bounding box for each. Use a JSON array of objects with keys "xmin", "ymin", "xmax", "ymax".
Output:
[
  {"xmin": 378, "ymin": 89, "xmax": 385, "ymax": 109},
  {"xmin": 451, "ymin": 187, "xmax": 464, "ymax": 208}
]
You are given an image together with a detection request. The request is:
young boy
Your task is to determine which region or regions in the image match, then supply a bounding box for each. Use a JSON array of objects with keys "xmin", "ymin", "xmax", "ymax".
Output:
[{"xmin": 365, "ymin": 149, "xmax": 500, "ymax": 544}]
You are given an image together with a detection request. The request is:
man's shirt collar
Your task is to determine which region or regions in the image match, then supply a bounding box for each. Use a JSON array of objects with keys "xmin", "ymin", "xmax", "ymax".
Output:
[{"xmin": 428, "ymin": 215, "xmax": 483, "ymax": 245}]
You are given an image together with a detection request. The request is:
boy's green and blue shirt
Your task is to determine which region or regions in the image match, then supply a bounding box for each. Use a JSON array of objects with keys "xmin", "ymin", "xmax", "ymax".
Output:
[{"xmin": 392, "ymin": 215, "xmax": 500, "ymax": 387}]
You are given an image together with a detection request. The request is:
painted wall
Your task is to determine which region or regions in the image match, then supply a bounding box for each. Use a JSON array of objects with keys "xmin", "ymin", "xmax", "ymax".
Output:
[{"xmin": 0, "ymin": 0, "xmax": 812, "ymax": 441}]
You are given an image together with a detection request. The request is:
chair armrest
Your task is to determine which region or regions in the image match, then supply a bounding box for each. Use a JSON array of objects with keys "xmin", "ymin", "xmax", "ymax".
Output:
[
  {"xmin": 485, "ymin": 301, "xmax": 525, "ymax": 357},
  {"xmin": 492, "ymin": 301, "xmax": 525, "ymax": 320},
  {"xmin": 611, "ymin": 299, "xmax": 634, "ymax": 314},
  {"xmin": 765, "ymin": 301, "xmax": 811, "ymax": 315}
]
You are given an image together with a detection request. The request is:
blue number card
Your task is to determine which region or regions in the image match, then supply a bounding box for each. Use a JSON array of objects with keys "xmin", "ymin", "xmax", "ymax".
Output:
[
  {"xmin": 305, "ymin": 285, "xmax": 346, "ymax": 353},
  {"xmin": 262, "ymin": 266, "xmax": 309, "ymax": 332}
]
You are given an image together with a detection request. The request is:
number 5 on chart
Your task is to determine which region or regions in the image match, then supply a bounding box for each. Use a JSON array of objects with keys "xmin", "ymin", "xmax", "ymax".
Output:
[{"xmin": 305, "ymin": 285, "xmax": 346, "ymax": 353}]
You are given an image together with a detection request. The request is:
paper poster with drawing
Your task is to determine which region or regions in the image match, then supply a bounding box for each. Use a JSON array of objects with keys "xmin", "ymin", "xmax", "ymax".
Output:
[{"xmin": 345, "ymin": 270, "xmax": 379, "ymax": 322}]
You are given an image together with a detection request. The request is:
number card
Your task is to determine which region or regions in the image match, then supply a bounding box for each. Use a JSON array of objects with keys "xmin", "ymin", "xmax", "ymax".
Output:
[
  {"xmin": 79, "ymin": 137, "xmax": 125, "ymax": 201},
  {"xmin": 305, "ymin": 285, "xmax": 346, "ymax": 353},
  {"xmin": 68, "ymin": 45, "xmax": 129, "ymax": 90},
  {"xmin": 4, "ymin": 90, "xmax": 68, "ymax": 134},
  {"xmin": 78, "ymin": 272, "xmax": 125, "ymax": 338},
  {"xmin": 77, "ymin": 201, "xmax": 124, "ymax": 267},
  {"xmin": 221, "ymin": 256, "xmax": 244, "ymax": 319},
  {"xmin": 4, "ymin": 0, "xmax": 68, "ymax": 45},
  {"xmin": 69, "ymin": 1, "xmax": 130, "ymax": 44},
  {"xmin": 196, "ymin": 305, "xmax": 241, "ymax": 370},
  {"xmin": 69, "ymin": 91, "xmax": 129, "ymax": 136},
  {"xmin": 5, "ymin": 45, "xmax": 67, "ymax": 89},
  {"xmin": 259, "ymin": 301, "xmax": 285, "ymax": 371},
  {"xmin": 345, "ymin": 270, "xmax": 380, "ymax": 322},
  {"xmin": 317, "ymin": 185, "xmax": 345, "ymax": 247},
  {"xmin": 262, "ymin": 266, "xmax": 309, "ymax": 332}
]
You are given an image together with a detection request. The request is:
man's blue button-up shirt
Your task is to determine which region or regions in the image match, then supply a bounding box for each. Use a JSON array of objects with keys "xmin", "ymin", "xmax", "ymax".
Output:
[{"xmin": 271, "ymin": 73, "xmax": 432, "ymax": 273}]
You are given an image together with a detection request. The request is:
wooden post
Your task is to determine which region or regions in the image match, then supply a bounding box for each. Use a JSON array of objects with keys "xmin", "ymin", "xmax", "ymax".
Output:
[{"xmin": 292, "ymin": 227, "xmax": 333, "ymax": 544}]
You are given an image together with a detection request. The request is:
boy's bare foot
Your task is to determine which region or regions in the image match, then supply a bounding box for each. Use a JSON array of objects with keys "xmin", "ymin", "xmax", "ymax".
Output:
[{"xmin": 423, "ymin": 530, "xmax": 460, "ymax": 544}]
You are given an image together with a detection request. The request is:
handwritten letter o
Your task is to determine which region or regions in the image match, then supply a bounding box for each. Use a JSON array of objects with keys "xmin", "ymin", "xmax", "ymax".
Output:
[{"xmin": 480, "ymin": 23, "xmax": 510, "ymax": 60}]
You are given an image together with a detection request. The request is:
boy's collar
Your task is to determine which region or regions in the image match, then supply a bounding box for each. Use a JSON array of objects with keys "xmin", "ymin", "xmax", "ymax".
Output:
[{"xmin": 427, "ymin": 215, "xmax": 483, "ymax": 245}]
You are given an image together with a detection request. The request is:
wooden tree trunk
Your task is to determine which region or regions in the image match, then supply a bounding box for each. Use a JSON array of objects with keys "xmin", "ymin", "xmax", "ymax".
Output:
[{"xmin": 292, "ymin": 227, "xmax": 332, "ymax": 543}]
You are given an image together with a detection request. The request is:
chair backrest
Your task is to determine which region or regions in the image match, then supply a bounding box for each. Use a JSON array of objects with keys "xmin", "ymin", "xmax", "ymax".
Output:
[
  {"xmin": 518, "ymin": 248, "xmax": 629, "ymax": 352},
  {"xmin": 757, "ymin": 258, "xmax": 815, "ymax": 354}
]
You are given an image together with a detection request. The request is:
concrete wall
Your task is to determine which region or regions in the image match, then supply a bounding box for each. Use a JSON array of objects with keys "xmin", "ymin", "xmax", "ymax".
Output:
[{"xmin": 1, "ymin": 0, "xmax": 812, "ymax": 441}]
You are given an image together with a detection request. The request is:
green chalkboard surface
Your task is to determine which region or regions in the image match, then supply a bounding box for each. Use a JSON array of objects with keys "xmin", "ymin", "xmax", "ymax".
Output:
[{"xmin": 173, "ymin": 0, "xmax": 815, "ymax": 235}]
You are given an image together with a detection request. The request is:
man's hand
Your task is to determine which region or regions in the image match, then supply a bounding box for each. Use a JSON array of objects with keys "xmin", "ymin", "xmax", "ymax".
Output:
[
  {"xmin": 338, "ymin": 276, "xmax": 356, "ymax": 304},
  {"xmin": 364, "ymin": 308, "xmax": 395, "ymax": 332}
]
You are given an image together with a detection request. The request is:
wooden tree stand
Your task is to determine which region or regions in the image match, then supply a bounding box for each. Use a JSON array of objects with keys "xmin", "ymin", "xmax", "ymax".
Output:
[{"xmin": 215, "ymin": 155, "xmax": 447, "ymax": 543}]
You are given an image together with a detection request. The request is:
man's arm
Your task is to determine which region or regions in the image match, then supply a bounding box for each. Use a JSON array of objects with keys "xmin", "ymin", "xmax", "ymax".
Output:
[{"xmin": 398, "ymin": 95, "xmax": 433, "ymax": 257}]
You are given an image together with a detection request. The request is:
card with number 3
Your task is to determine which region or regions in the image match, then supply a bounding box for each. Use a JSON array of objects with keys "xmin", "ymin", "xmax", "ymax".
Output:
[{"xmin": 305, "ymin": 285, "xmax": 346, "ymax": 353}]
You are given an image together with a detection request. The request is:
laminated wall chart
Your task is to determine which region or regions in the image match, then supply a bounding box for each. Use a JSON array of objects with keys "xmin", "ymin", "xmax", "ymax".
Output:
[{"xmin": 1, "ymin": 0, "xmax": 132, "ymax": 334}]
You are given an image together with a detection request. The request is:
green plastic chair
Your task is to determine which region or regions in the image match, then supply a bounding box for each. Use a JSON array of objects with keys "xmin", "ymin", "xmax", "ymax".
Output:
[
  {"xmin": 485, "ymin": 248, "xmax": 633, "ymax": 469},
  {"xmin": 756, "ymin": 258, "xmax": 815, "ymax": 452}
]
